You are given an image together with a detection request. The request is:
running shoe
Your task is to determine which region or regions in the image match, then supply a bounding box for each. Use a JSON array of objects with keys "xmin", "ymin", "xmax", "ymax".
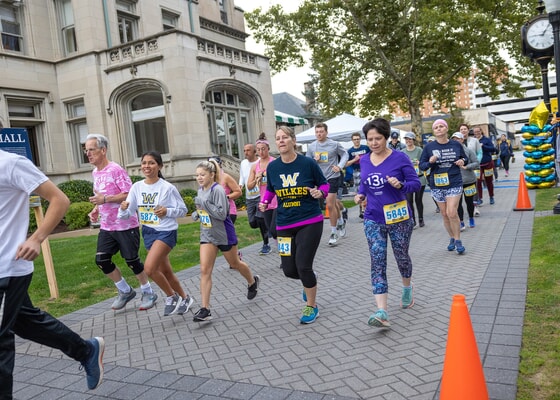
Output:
[
  {"xmin": 342, "ymin": 208, "xmax": 348, "ymax": 222},
  {"xmin": 447, "ymin": 238, "xmax": 456, "ymax": 251},
  {"xmin": 176, "ymin": 295, "xmax": 194, "ymax": 315},
  {"xmin": 163, "ymin": 293, "xmax": 182, "ymax": 316},
  {"xmin": 368, "ymin": 309, "xmax": 390, "ymax": 327},
  {"xmin": 337, "ymin": 222, "xmax": 347, "ymax": 237},
  {"xmin": 401, "ymin": 285, "xmax": 414, "ymax": 309},
  {"xmin": 300, "ymin": 305, "xmax": 319, "ymax": 324},
  {"xmin": 138, "ymin": 292, "xmax": 157, "ymax": 310},
  {"xmin": 490, "ymin": 197, "xmax": 495, "ymax": 205},
  {"xmin": 259, "ymin": 244, "xmax": 271, "ymax": 255},
  {"xmin": 435, "ymin": 207, "xmax": 440, "ymax": 213},
  {"xmin": 477, "ymin": 199, "xmax": 484, "ymax": 206},
  {"xmin": 419, "ymin": 218, "xmax": 425, "ymax": 228},
  {"xmin": 469, "ymin": 218, "xmax": 475, "ymax": 228},
  {"xmin": 81, "ymin": 337, "xmax": 105, "ymax": 390},
  {"xmin": 455, "ymin": 240, "xmax": 465, "ymax": 255},
  {"xmin": 247, "ymin": 275, "xmax": 260, "ymax": 300},
  {"xmin": 193, "ymin": 307, "xmax": 212, "ymax": 322},
  {"xmin": 111, "ymin": 289, "xmax": 136, "ymax": 310},
  {"xmin": 474, "ymin": 207, "xmax": 481, "ymax": 217},
  {"xmin": 328, "ymin": 232, "xmax": 339, "ymax": 246},
  {"xmin": 359, "ymin": 211, "xmax": 364, "ymax": 219},
  {"xmin": 460, "ymin": 222, "xmax": 465, "ymax": 231}
]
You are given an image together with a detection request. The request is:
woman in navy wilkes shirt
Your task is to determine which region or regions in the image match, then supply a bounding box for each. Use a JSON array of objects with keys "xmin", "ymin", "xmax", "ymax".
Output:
[{"xmin": 260, "ymin": 125, "xmax": 328, "ymax": 325}]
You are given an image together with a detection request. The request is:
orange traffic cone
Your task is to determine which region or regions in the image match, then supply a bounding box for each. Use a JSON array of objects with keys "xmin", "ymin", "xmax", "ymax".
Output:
[
  {"xmin": 440, "ymin": 294, "xmax": 488, "ymax": 400},
  {"xmin": 324, "ymin": 204, "xmax": 330, "ymax": 218},
  {"xmin": 513, "ymin": 172, "xmax": 534, "ymax": 211}
]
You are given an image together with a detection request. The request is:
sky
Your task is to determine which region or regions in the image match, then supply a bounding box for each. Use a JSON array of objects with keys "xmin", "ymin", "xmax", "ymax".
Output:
[{"xmin": 234, "ymin": 0, "xmax": 310, "ymax": 100}]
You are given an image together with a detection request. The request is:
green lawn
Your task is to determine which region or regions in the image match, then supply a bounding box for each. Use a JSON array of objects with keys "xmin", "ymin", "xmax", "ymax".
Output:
[
  {"xmin": 30, "ymin": 216, "xmax": 261, "ymax": 316},
  {"xmin": 516, "ymin": 187, "xmax": 560, "ymax": 400}
]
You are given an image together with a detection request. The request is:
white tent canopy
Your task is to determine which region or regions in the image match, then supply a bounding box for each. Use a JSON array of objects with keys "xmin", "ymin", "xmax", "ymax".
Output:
[{"xmin": 295, "ymin": 113, "xmax": 368, "ymax": 144}]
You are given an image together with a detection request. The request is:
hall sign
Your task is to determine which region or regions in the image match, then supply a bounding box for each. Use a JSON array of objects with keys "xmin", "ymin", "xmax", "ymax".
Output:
[{"xmin": 0, "ymin": 128, "xmax": 33, "ymax": 161}]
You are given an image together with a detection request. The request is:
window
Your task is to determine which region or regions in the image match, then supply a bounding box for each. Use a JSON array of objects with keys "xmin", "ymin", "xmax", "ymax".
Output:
[
  {"xmin": 0, "ymin": 5, "xmax": 22, "ymax": 52},
  {"xmin": 58, "ymin": 0, "xmax": 77, "ymax": 54},
  {"xmin": 218, "ymin": 0, "xmax": 228, "ymax": 24},
  {"xmin": 162, "ymin": 9, "xmax": 179, "ymax": 31},
  {"xmin": 7, "ymin": 99, "xmax": 45, "ymax": 167},
  {"xmin": 66, "ymin": 100, "xmax": 89, "ymax": 167},
  {"xmin": 116, "ymin": 0, "xmax": 138, "ymax": 44},
  {"xmin": 130, "ymin": 91, "xmax": 168, "ymax": 157},
  {"xmin": 205, "ymin": 89, "xmax": 251, "ymax": 159}
]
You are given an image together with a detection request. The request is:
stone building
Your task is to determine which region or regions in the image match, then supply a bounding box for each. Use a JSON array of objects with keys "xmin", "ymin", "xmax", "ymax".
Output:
[{"xmin": 0, "ymin": 0, "xmax": 275, "ymax": 186}]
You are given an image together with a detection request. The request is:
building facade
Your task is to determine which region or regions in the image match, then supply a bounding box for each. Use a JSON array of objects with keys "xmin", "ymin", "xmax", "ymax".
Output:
[{"xmin": 0, "ymin": 0, "xmax": 275, "ymax": 186}]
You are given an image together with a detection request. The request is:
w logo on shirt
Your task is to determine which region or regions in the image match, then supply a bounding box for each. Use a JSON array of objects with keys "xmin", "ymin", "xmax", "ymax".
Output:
[
  {"xmin": 141, "ymin": 192, "xmax": 158, "ymax": 205},
  {"xmin": 279, "ymin": 173, "xmax": 299, "ymax": 187}
]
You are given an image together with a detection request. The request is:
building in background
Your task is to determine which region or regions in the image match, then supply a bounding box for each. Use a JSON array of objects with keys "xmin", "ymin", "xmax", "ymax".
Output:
[{"xmin": 0, "ymin": 0, "xmax": 275, "ymax": 186}]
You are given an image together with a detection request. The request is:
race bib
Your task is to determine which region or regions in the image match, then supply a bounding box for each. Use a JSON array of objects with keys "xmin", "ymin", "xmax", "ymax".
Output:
[
  {"xmin": 261, "ymin": 174, "xmax": 268, "ymax": 184},
  {"xmin": 484, "ymin": 169, "xmax": 494, "ymax": 177},
  {"xmin": 463, "ymin": 184, "xmax": 477, "ymax": 197},
  {"xmin": 277, "ymin": 237, "xmax": 292, "ymax": 256},
  {"xmin": 383, "ymin": 200, "xmax": 409, "ymax": 224},
  {"xmin": 247, "ymin": 186, "xmax": 260, "ymax": 196},
  {"xmin": 434, "ymin": 173, "xmax": 450, "ymax": 186},
  {"xmin": 316, "ymin": 152, "xmax": 329, "ymax": 162},
  {"xmin": 474, "ymin": 169, "xmax": 480, "ymax": 179},
  {"xmin": 491, "ymin": 154, "xmax": 498, "ymax": 160},
  {"xmin": 138, "ymin": 206, "xmax": 160, "ymax": 225},
  {"xmin": 198, "ymin": 210, "xmax": 212, "ymax": 228},
  {"xmin": 414, "ymin": 165, "xmax": 420, "ymax": 175}
]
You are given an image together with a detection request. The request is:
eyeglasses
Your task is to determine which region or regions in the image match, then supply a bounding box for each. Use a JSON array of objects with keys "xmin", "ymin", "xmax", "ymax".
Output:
[{"xmin": 83, "ymin": 148, "xmax": 100, "ymax": 154}]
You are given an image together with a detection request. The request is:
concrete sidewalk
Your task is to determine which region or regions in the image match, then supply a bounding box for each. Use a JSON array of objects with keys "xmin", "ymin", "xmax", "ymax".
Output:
[{"xmin": 14, "ymin": 159, "xmax": 536, "ymax": 399}]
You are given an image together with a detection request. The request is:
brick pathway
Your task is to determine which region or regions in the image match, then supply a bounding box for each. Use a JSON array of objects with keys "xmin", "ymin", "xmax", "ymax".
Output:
[{"xmin": 14, "ymin": 160, "xmax": 535, "ymax": 399}]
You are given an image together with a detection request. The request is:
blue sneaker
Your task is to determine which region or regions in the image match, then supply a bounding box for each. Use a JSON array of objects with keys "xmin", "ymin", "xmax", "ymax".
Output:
[
  {"xmin": 259, "ymin": 244, "xmax": 271, "ymax": 255},
  {"xmin": 401, "ymin": 285, "xmax": 414, "ymax": 309},
  {"xmin": 455, "ymin": 240, "xmax": 465, "ymax": 255},
  {"xmin": 300, "ymin": 305, "xmax": 319, "ymax": 324},
  {"xmin": 460, "ymin": 221, "xmax": 465, "ymax": 231},
  {"xmin": 447, "ymin": 238, "xmax": 456, "ymax": 251},
  {"xmin": 368, "ymin": 309, "xmax": 390, "ymax": 327},
  {"xmin": 490, "ymin": 197, "xmax": 495, "ymax": 205},
  {"xmin": 469, "ymin": 218, "xmax": 475, "ymax": 228},
  {"xmin": 81, "ymin": 337, "xmax": 104, "ymax": 390}
]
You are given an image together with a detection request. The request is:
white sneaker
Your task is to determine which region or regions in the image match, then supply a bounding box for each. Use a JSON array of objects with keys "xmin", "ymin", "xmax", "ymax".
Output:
[
  {"xmin": 474, "ymin": 206, "xmax": 480, "ymax": 217},
  {"xmin": 328, "ymin": 232, "xmax": 339, "ymax": 246},
  {"xmin": 337, "ymin": 222, "xmax": 346, "ymax": 237}
]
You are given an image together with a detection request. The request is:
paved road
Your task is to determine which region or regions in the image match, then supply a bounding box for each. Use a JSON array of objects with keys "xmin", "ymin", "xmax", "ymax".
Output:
[{"xmin": 14, "ymin": 158, "xmax": 536, "ymax": 399}]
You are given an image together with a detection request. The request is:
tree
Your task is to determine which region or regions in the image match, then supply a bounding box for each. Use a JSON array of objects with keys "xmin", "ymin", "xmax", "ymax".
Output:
[{"xmin": 244, "ymin": 0, "xmax": 538, "ymax": 135}]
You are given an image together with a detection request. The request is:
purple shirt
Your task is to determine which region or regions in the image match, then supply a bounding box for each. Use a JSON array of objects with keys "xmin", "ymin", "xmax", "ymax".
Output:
[{"xmin": 358, "ymin": 150, "xmax": 421, "ymax": 224}]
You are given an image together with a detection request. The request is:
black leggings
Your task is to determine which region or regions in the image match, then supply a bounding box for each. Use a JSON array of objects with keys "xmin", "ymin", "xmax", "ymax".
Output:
[
  {"xmin": 405, "ymin": 185, "xmax": 425, "ymax": 222},
  {"xmin": 0, "ymin": 274, "xmax": 90, "ymax": 398},
  {"xmin": 500, "ymin": 155, "xmax": 511, "ymax": 172},
  {"xmin": 458, "ymin": 183, "xmax": 476, "ymax": 220},
  {"xmin": 278, "ymin": 221, "xmax": 323, "ymax": 288}
]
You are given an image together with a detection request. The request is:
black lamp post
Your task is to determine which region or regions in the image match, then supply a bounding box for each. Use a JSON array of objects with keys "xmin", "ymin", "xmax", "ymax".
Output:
[{"xmin": 545, "ymin": 0, "xmax": 560, "ymax": 115}]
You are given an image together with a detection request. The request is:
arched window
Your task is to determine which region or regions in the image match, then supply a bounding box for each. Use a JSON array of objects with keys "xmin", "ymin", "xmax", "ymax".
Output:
[
  {"xmin": 130, "ymin": 91, "xmax": 168, "ymax": 157},
  {"xmin": 108, "ymin": 80, "xmax": 170, "ymax": 163},
  {"xmin": 204, "ymin": 88, "xmax": 253, "ymax": 159}
]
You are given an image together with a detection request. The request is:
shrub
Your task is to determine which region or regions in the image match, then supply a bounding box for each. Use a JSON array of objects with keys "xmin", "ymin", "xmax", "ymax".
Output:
[
  {"xmin": 57, "ymin": 180, "xmax": 93, "ymax": 203},
  {"xmin": 180, "ymin": 188, "xmax": 197, "ymax": 198},
  {"xmin": 64, "ymin": 201, "xmax": 95, "ymax": 230},
  {"xmin": 183, "ymin": 196, "xmax": 195, "ymax": 214},
  {"xmin": 130, "ymin": 175, "xmax": 143, "ymax": 183}
]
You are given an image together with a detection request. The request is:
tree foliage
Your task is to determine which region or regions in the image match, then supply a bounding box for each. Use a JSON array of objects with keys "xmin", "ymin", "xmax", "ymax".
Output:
[{"xmin": 245, "ymin": 0, "xmax": 539, "ymax": 134}]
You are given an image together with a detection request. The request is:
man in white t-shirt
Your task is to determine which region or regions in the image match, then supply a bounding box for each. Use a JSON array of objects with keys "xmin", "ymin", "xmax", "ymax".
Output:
[
  {"xmin": 0, "ymin": 149, "xmax": 104, "ymax": 395},
  {"xmin": 238, "ymin": 143, "xmax": 260, "ymax": 230}
]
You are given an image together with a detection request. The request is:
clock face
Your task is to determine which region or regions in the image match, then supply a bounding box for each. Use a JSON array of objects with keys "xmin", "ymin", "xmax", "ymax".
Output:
[{"xmin": 527, "ymin": 18, "xmax": 554, "ymax": 50}]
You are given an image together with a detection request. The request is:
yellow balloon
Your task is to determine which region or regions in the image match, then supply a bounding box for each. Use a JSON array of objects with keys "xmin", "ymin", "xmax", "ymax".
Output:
[
  {"xmin": 524, "ymin": 145, "xmax": 536, "ymax": 152},
  {"xmin": 526, "ymin": 182, "xmax": 538, "ymax": 189},
  {"xmin": 538, "ymin": 143, "xmax": 552, "ymax": 150},
  {"xmin": 522, "ymin": 132, "xmax": 534, "ymax": 139}
]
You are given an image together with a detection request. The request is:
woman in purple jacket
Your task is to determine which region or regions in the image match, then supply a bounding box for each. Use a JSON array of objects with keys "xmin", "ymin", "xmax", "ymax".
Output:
[{"xmin": 355, "ymin": 118, "xmax": 421, "ymax": 328}]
